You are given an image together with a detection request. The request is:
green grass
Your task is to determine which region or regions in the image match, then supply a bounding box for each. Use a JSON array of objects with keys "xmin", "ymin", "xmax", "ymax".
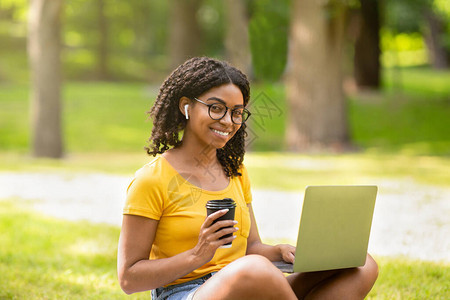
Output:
[
  {"xmin": 0, "ymin": 200, "xmax": 149, "ymax": 299},
  {"xmin": 349, "ymin": 91, "xmax": 450, "ymax": 156},
  {"xmin": 0, "ymin": 82, "xmax": 155, "ymax": 153},
  {"xmin": 1, "ymin": 67, "xmax": 448, "ymax": 299},
  {"xmin": 383, "ymin": 66, "xmax": 450, "ymax": 98},
  {"xmin": 368, "ymin": 257, "xmax": 450, "ymax": 299},
  {"xmin": 245, "ymin": 152, "xmax": 450, "ymax": 190},
  {"xmin": 1, "ymin": 200, "xmax": 448, "ymax": 299},
  {"xmin": 0, "ymin": 151, "xmax": 449, "ymax": 189},
  {"xmin": 1, "ymin": 67, "xmax": 449, "ymax": 155},
  {"xmin": 1, "ymin": 67, "xmax": 449, "ymax": 189}
]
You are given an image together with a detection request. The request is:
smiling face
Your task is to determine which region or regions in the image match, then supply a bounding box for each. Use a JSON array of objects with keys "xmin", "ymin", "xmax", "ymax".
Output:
[{"xmin": 181, "ymin": 83, "xmax": 244, "ymax": 149}]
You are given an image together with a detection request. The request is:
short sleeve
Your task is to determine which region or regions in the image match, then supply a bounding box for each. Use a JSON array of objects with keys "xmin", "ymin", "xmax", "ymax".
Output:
[
  {"xmin": 239, "ymin": 164, "xmax": 252, "ymax": 204},
  {"xmin": 123, "ymin": 164, "xmax": 166, "ymax": 220}
]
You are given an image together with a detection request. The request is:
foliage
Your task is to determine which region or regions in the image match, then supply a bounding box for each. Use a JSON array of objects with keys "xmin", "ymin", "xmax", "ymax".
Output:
[
  {"xmin": 0, "ymin": 0, "xmax": 227, "ymax": 82},
  {"xmin": 1, "ymin": 0, "xmax": 449, "ymax": 83},
  {"xmin": 64, "ymin": 0, "xmax": 170, "ymax": 81},
  {"xmin": 384, "ymin": 0, "xmax": 433, "ymax": 33},
  {"xmin": 248, "ymin": 0, "xmax": 289, "ymax": 82},
  {"xmin": 197, "ymin": 0, "xmax": 226, "ymax": 57},
  {"xmin": 384, "ymin": 0, "xmax": 450, "ymax": 54},
  {"xmin": 380, "ymin": 31, "xmax": 428, "ymax": 67}
]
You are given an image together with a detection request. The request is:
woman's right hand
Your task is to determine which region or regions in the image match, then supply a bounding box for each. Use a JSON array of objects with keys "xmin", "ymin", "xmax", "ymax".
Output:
[{"xmin": 192, "ymin": 209, "xmax": 238, "ymax": 265}]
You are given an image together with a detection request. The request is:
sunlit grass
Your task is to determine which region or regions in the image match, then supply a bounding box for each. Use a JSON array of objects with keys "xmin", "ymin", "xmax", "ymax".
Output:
[
  {"xmin": 367, "ymin": 257, "xmax": 450, "ymax": 299},
  {"xmin": 1, "ymin": 67, "xmax": 449, "ymax": 155},
  {"xmin": 0, "ymin": 82, "xmax": 156, "ymax": 153},
  {"xmin": 1, "ymin": 200, "xmax": 448, "ymax": 299},
  {"xmin": 246, "ymin": 152, "xmax": 450, "ymax": 190},
  {"xmin": 383, "ymin": 66, "xmax": 450, "ymax": 98},
  {"xmin": 0, "ymin": 200, "xmax": 149, "ymax": 299},
  {"xmin": 0, "ymin": 151, "xmax": 449, "ymax": 189}
]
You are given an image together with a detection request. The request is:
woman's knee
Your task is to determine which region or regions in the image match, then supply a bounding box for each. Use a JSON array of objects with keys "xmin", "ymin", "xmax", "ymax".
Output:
[
  {"xmin": 358, "ymin": 254, "xmax": 379, "ymax": 295},
  {"xmin": 224, "ymin": 255, "xmax": 291, "ymax": 294},
  {"xmin": 195, "ymin": 256, "xmax": 296, "ymax": 300},
  {"xmin": 364, "ymin": 254, "xmax": 379, "ymax": 282}
]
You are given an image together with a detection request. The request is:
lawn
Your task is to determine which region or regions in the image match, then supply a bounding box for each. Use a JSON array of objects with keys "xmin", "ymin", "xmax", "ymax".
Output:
[
  {"xmin": 0, "ymin": 200, "xmax": 448, "ymax": 299},
  {"xmin": 0, "ymin": 67, "xmax": 449, "ymax": 155},
  {"xmin": 0, "ymin": 66, "xmax": 449, "ymax": 299},
  {"xmin": 1, "ymin": 67, "xmax": 449, "ymax": 188},
  {"xmin": 0, "ymin": 200, "xmax": 149, "ymax": 299}
]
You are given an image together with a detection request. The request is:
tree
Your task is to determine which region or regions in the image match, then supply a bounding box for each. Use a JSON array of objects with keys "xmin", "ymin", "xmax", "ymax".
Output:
[
  {"xmin": 169, "ymin": 0, "xmax": 203, "ymax": 69},
  {"xmin": 354, "ymin": 0, "xmax": 381, "ymax": 88},
  {"xmin": 384, "ymin": 0, "xmax": 450, "ymax": 70},
  {"xmin": 424, "ymin": 8, "xmax": 449, "ymax": 69},
  {"xmin": 249, "ymin": 0, "xmax": 289, "ymax": 81},
  {"xmin": 223, "ymin": 0, "xmax": 251, "ymax": 76},
  {"xmin": 28, "ymin": 0, "xmax": 63, "ymax": 158},
  {"xmin": 96, "ymin": 0, "xmax": 109, "ymax": 79},
  {"xmin": 285, "ymin": 0, "xmax": 349, "ymax": 151}
]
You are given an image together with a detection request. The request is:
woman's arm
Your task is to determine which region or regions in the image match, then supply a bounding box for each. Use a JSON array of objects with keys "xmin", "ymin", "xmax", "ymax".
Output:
[
  {"xmin": 245, "ymin": 204, "xmax": 295, "ymax": 263},
  {"xmin": 117, "ymin": 215, "xmax": 198, "ymax": 294},
  {"xmin": 117, "ymin": 210, "xmax": 237, "ymax": 294}
]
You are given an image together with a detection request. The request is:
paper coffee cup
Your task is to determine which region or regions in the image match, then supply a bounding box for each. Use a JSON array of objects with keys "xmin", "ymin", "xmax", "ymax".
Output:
[{"xmin": 206, "ymin": 198, "xmax": 236, "ymax": 248}]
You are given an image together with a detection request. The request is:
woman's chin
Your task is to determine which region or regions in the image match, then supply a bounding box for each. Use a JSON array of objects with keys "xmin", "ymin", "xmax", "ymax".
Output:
[{"xmin": 208, "ymin": 139, "xmax": 228, "ymax": 149}]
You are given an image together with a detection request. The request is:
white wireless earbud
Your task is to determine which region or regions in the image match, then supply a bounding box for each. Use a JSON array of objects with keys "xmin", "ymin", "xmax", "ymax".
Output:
[{"xmin": 184, "ymin": 104, "xmax": 189, "ymax": 120}]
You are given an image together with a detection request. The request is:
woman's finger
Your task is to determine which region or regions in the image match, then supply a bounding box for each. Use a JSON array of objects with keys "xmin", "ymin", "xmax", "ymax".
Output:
[
  {"xmin": 210, "ymin": 225, "xmax": 238, "ymax": 240},
  {"xmin": 207, "ymin": 219, "xmax": 238, "ymax": 233},
  {"xmin": 202, "ymin": 209, "xmax": 229, "ymax": 228}
]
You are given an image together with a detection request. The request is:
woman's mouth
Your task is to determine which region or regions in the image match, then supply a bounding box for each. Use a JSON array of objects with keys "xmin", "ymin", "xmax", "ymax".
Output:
[{"xmin": 211, "ymin": 128, "xmax": 230, "ymax": 137}]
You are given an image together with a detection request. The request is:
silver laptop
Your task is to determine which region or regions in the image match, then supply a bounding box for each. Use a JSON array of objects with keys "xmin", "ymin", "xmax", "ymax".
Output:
[{"xmin": 273, "ymin": 185, "xmax": 377, "ymax": 273}]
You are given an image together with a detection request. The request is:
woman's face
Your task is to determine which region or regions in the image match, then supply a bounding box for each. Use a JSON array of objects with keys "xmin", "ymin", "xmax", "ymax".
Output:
[{"xmin": 185, "ymin": 83, "xmax": 244, "ymax": 149}]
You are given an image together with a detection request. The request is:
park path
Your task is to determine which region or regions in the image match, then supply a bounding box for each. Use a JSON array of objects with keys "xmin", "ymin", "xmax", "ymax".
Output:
[{"xmin": 0, "ymin": 171, "xmax": 448, "ymax": 263}]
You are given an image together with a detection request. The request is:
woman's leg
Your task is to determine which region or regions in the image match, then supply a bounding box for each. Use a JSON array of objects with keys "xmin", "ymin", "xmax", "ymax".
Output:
[
  {"xmin": 193, "ymin": 255, "xmax": 297, "ymax": 300},
  {"xmin": 287, "ymin": 254, "xmax": 379, "ymax": 300}
]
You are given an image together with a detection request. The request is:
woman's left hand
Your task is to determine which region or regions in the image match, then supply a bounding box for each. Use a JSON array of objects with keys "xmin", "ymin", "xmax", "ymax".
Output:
[{"xmin": 278, "ymin": 244, "xmax": 296, "ymax": 263}]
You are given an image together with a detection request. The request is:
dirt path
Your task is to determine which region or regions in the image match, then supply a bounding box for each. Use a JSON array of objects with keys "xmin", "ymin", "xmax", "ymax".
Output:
[{"xmin": 0, "ymin": 172, "xmax": 448, "ymax": 263}]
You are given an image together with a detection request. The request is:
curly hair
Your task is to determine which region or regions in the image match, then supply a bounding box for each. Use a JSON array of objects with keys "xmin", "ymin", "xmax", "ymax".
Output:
[{"xmin": 146, "ymin": 57, "xmax": 250, "ymax": 178}]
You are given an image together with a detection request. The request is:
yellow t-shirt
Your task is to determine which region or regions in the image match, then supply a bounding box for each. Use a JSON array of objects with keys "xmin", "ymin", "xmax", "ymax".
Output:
[{"xmin": 123, "ymin": 155, "xmax": 252, "ymax": 286}]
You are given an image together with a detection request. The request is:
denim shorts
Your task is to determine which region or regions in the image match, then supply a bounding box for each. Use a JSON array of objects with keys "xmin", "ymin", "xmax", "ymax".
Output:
[{"xmin": 151, "ymin": 272, "xmax": 216, "ymax": 300}]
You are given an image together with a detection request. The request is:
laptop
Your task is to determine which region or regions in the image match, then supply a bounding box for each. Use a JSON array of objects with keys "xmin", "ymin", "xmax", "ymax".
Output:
[{"xmin": 273, "ymin": 185, "xmax": 377, "ymax": 273}]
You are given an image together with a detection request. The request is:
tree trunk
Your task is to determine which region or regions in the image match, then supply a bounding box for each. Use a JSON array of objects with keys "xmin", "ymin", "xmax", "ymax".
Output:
[
  {"xmin": 97, "ymin": 0, "xmax": 109, "ymax": 79},
  {"xmin": 28, "ymin": 0, "xmax": 63, "ymax": 158},
  {"xmin": 424, "ymin": 10, "xmax": 449, "ymax": 69},
  {"xmin": 354, "ymin": 0, "xmax": 381, "ymax": 89},
  {"xmin": 169, "ymin": 0, "xmax": 202, "ymax": 69},
  {"xmin": 223, "ymin": 0, "xmax": 251, "ymax": 75},
  {"xmin": 286, "ymin": 0, "xmax": 350, "ymax": 152}
]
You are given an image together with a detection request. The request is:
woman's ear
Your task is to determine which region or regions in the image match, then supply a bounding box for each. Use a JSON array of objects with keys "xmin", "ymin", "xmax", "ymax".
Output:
[{"xmin": 179, "ymin": 97, "xmax": 190, "ymax": 119}]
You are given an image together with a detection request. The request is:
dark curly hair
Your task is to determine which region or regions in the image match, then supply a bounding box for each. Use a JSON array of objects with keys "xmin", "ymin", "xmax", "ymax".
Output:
[{"xmin": 146, "ymin": 57, "xmax": 250, "ymax": 178}]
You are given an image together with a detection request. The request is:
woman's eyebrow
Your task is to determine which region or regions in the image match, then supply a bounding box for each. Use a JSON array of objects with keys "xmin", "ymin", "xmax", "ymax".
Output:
[
  {"xmin": 206, "ymin": 97, "xmax": 225, "ymax": 103},
  {"xmin": 206, "ymin": 97, "xmax": 244, "ymax": 108}
]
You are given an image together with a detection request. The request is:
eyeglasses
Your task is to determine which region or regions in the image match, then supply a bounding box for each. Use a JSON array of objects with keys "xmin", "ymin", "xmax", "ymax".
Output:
[{"xmin": 192, "ymin": 98, "xmax": 251, "ymax": 124}]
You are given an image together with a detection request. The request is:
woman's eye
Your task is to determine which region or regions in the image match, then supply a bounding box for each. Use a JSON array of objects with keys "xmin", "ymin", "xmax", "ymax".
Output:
[
  {"xmin": 211, "ymin": 104, "xmax": 224, "ymax": 112},
  {"xmin": 233, "ymin": 110, "xmax": 243, "ymax": 116}
]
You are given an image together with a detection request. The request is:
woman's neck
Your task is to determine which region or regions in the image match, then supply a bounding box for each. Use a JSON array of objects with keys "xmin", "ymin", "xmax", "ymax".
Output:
[{"xmin": 166, "ymin": 138, "xmax": 219, "ymax": 171}]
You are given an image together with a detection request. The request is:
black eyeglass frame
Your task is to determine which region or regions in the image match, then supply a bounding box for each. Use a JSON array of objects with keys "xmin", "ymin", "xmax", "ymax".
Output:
[{"xmin": 192, "ymin": 97, "xmax": 251, "ymax": 124}]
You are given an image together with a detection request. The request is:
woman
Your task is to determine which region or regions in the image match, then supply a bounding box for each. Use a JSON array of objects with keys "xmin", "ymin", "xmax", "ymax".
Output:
[{"xmin": 117, "ymin": 57, "xmax": 378, "ymax": 299}]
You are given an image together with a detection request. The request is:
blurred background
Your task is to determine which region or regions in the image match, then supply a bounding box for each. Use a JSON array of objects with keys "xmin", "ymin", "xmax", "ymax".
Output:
[
  {"xmin": 0, "ymin": 0, "xmax": 449, "ymax": 299},
  {"xmin": 0, "ymin": 0, "xmax": 449, "ymax": 156}
]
